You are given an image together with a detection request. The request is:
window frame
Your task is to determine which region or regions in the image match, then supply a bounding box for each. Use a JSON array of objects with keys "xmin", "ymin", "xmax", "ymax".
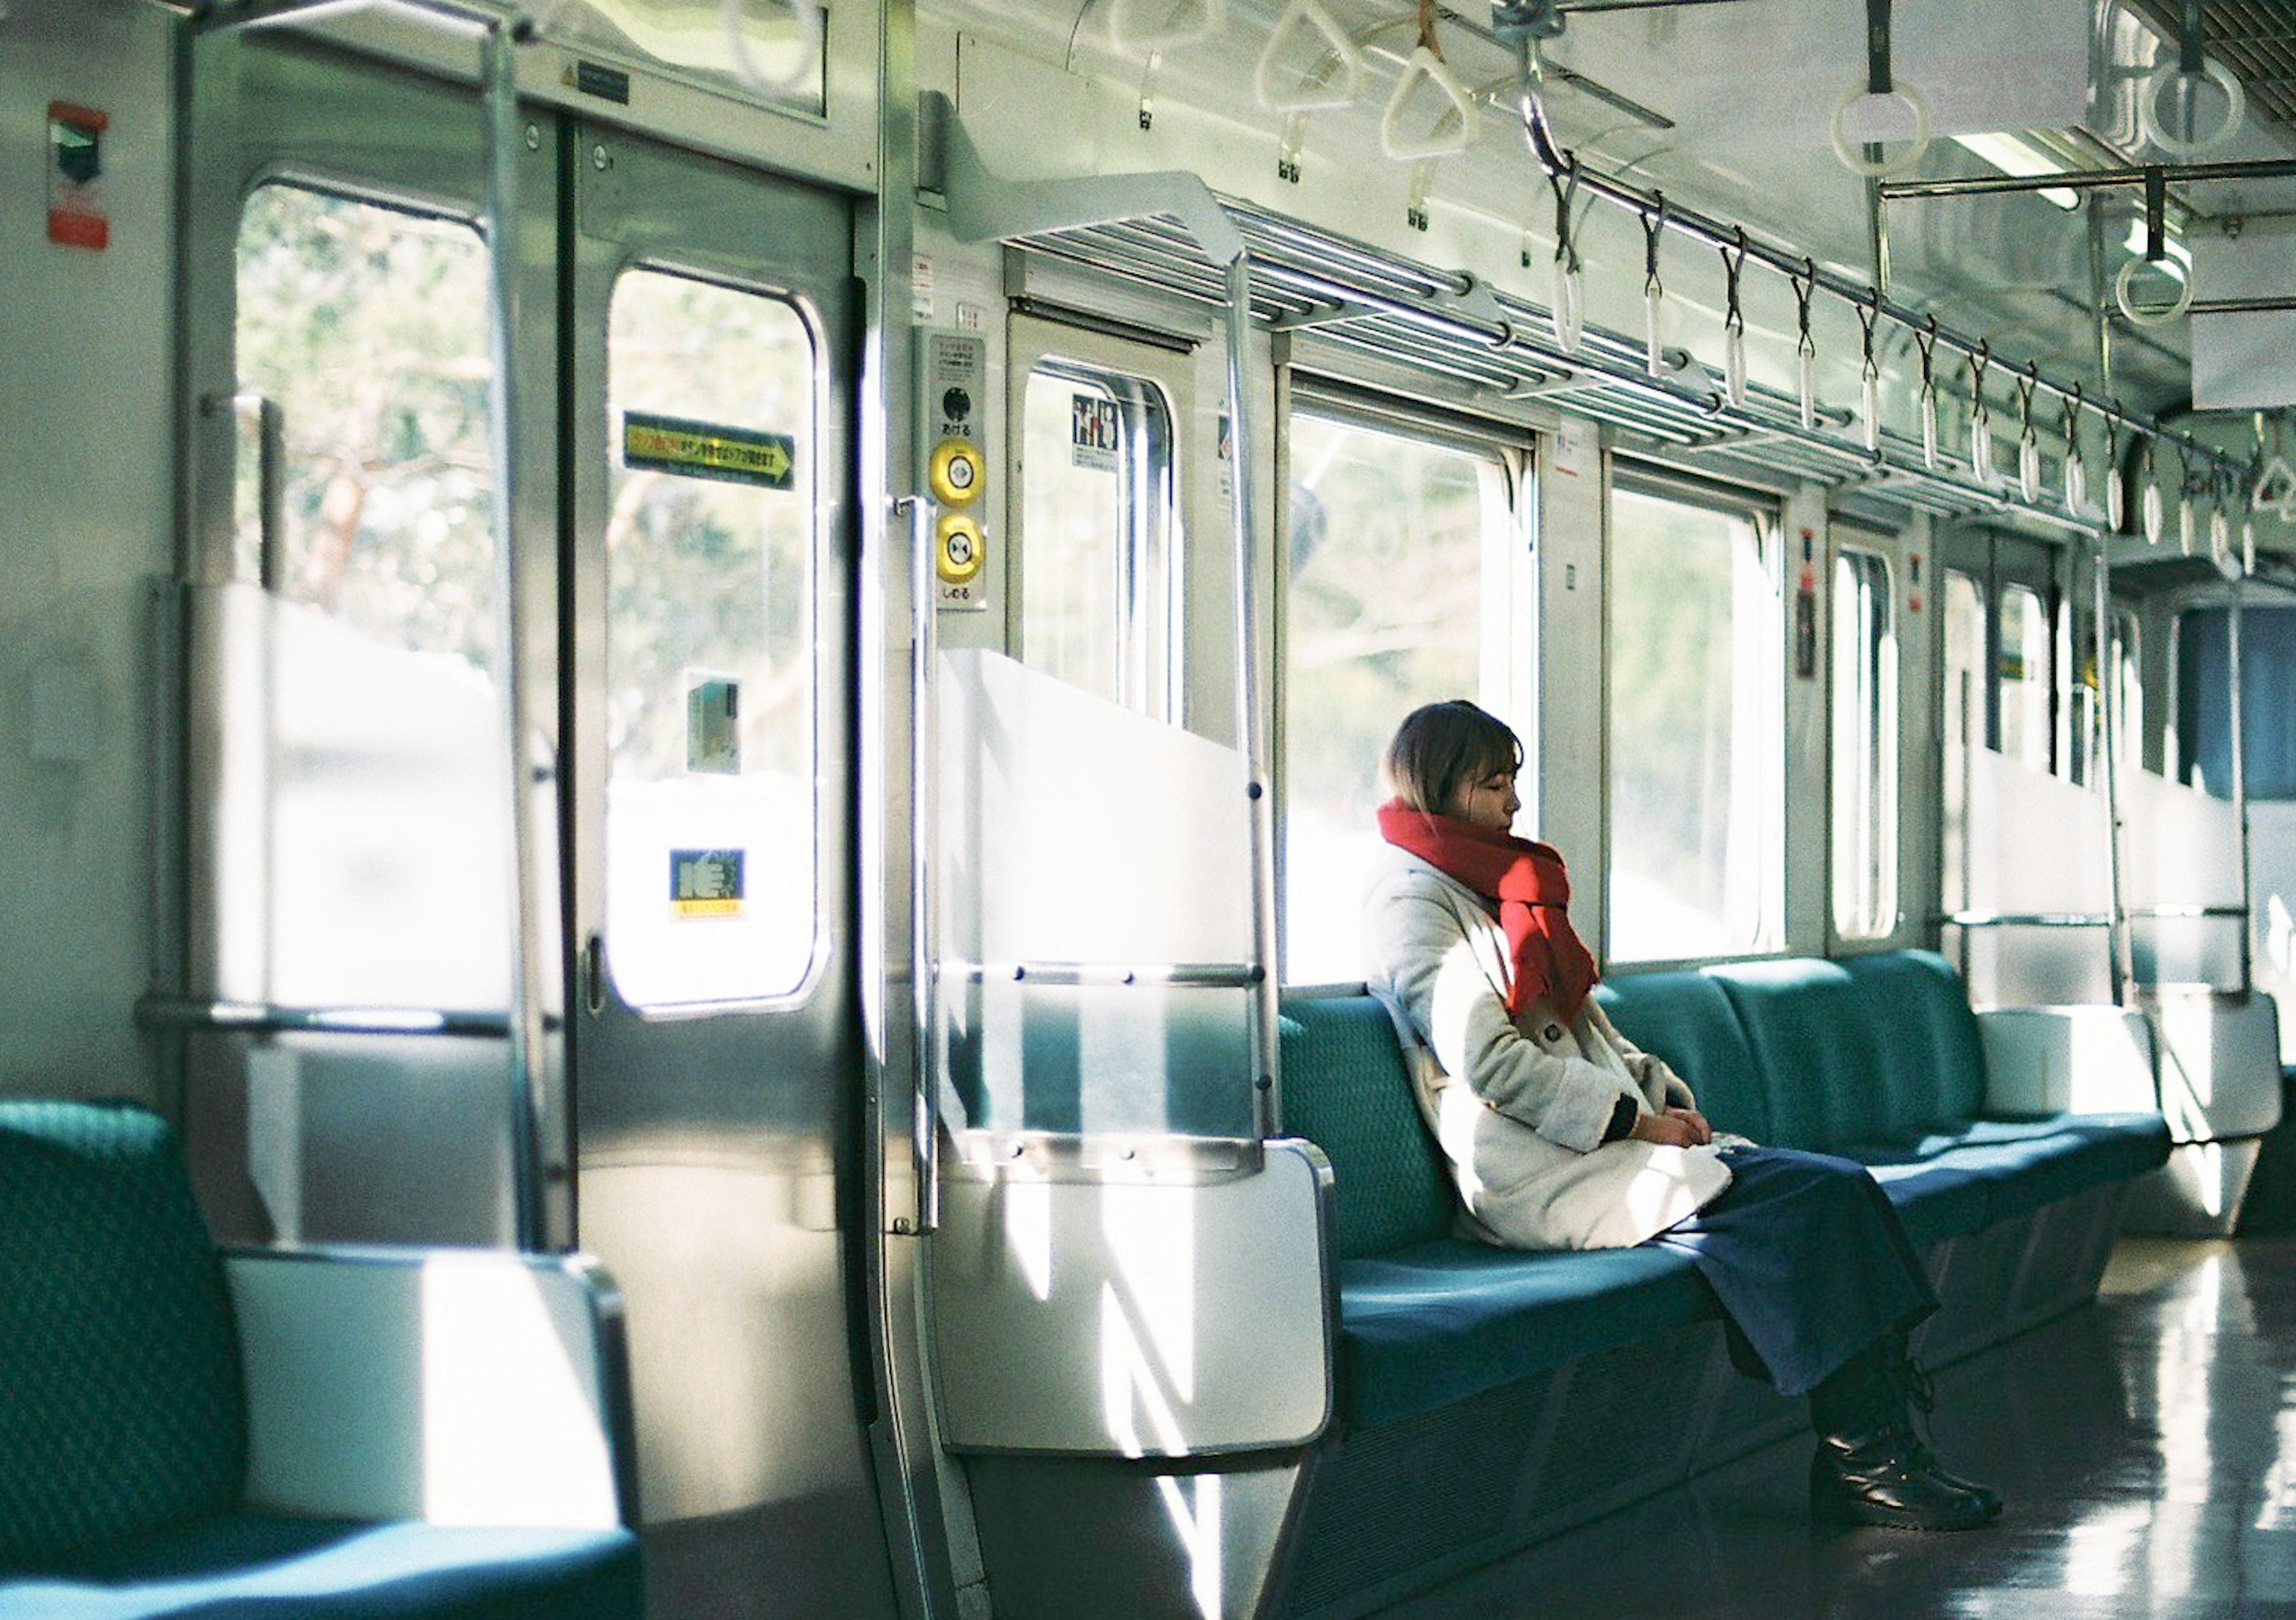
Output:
[
  {"xmin": 1273, "ymin": 375, "xmax": 1535, "ymax": 987},
  {"xmin": 1828, "ymin": 534, "xmax": 1901, "ymax": 944},
  {"xmin": 1602, "ymin": 462, "xmax": 1787, "ymax": 968},
  {"xmin": 1006, "ymin": 313, "xmax": 1193, "ymax": 725}
]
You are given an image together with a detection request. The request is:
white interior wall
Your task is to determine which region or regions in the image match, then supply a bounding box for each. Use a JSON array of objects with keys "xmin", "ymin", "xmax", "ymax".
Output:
[{"xmin": 0, "ymin": 0, "xmax": 176, "ymax": 1102}]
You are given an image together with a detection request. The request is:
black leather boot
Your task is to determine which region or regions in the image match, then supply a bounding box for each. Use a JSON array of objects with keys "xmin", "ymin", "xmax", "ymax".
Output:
[
  {"xmin": 1808, "ymin": 1338, "xmax": 1996, "ymax": 1531},
  {"xmin": 1884, "ymin": 1340, "xmax": 2002, "ymax": 1520}
]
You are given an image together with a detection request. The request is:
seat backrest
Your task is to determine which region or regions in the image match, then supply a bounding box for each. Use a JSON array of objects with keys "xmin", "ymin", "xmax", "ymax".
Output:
[
  {"xmin": 0, "ymin": 1100, "xmax": 246, "ymax": 1566},
  {"xmin": 1835, "ymin": 950, "xmax": 1989, "ymax": 1128},
  {"xmin": 1706, "ymin": 952, "xmax": 1987, "ymax": 1149},
  {"xmin": 1595, "ymin": 969, "xmax": 1773, "ymax": 1143},
  {"xmin": 1278, "ymin": 997, "xmax": 1455, "ymax": 1260}
]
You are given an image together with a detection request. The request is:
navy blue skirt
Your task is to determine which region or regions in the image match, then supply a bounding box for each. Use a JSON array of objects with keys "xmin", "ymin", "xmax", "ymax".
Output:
[{"xmin": 1650, "ymin": 1145, "xmax": 1937, "ymax": 1398}]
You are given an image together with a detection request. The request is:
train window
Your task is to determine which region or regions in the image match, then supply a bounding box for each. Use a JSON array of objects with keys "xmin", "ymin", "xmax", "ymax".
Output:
[
  {"xmin": 2179, "ymin": 606, "xmax": 2296, "ymax": 799},
  {"xmin": 1607, "ymin": 480, "xmax": 1783, "ymax": 963},
  {"xmin": 2115, "ymin": 611, "xmax": 2144, "ymax": 772},
  {"xmin": 1941, "ymin": 570, "xmax": 1983, "ymax": 907},
  {"xmin": 1998, "ymin": 582, "xmax": 2051, "ymax": 771},
  {"xmin": 1942, "ymin": 570, "xmax": 1983, "ymax": 756},
  {"xmin": 1831, "ymin": 548, "xmax": 1898, "ymax": 940},
  {"xmin": 1280, "ymin": 408, "xmax": 1519, "ymax": 984},
  {"xmin": 1017, "ymin": 361, "xmax": 1178, "ymax": 717},
  {"xmin": 603, "ymin": 268, "xmax": 817, "ymax": 1006},
  {"xmin": 230, "ymin": 183, "xmax": 508, "ymax": 1009}
]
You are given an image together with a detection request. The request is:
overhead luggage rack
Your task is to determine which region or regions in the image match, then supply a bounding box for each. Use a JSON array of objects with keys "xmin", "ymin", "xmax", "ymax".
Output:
[{"xmin": 1003, "ymin": 196, "xmax": 2074, "ymax": 521}]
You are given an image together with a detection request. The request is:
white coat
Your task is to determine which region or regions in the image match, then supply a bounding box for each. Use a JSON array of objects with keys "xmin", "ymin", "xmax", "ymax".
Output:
[{"xmin": 1363, "ymin": 844, "xmax": 1734, "ymax": 1250}]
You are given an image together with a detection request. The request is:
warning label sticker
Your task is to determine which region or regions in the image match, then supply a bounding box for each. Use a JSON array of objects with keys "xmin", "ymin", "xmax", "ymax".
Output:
[
  {"xmin": 622, "ymin": 411, "xmax": 795, "ymax": 490},
  {"xmin": 671, "ymin": 849, "xmax": 745, "ymax": 919}
]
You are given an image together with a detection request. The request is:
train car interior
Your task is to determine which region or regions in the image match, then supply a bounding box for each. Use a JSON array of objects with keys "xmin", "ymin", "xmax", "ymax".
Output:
[{"xmin": 10, "ymin": 0, "xmax": 2296, "ymax": 1615}]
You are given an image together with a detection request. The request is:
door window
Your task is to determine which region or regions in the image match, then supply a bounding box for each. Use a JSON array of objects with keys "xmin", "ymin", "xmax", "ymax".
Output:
[
  {"xmin": 603, "ymin": 268, "xmax": 818, "ymax": 1006},
  {"xmin": 230, "ymin": 182, "xmax": 506, "ymax": 1011},
  {"xmin": 1017, "ymin": 361, "xmax": 1178, "ymax": 717}
]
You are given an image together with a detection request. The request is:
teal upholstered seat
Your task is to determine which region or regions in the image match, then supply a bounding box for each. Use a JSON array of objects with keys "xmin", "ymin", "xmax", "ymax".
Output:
[
  {"xmin": 1280, "ymin": 1000, "xmax": 1454, "ymax": 1261},
  {"xmin": 1595, "ymin": 969, "xmax": 1772, "ymax": 1142},
  {"xmin": 1336, "ymin": 1242, "xmax": 1709, "ymax": 1427},
  {"xmin": 0, "ymin": 1100, "xmax": 246, "ymax": 1568},
  {"xmin": 1277, "ymin": 953, "xmax": 2169, "ymax": 1430},
  {"xmin": 0, "ymin": 1100, "xmax": 641, "ymax": 1619},
  {"xmin": 13, "ymin": 1517, "xmax": 643, "ymax": 1620}
]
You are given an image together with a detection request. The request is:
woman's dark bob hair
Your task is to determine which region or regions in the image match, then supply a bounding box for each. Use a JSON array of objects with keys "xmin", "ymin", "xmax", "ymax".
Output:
[{"xmin": 1384, "ymin": 700, "xmax": 1523, "ymax": 815}]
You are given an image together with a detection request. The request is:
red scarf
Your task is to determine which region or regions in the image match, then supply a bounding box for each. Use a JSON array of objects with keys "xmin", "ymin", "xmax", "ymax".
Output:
[{"xmin": 1376, "ymin": 800, "xmax": 1598, "ymax": 1021}]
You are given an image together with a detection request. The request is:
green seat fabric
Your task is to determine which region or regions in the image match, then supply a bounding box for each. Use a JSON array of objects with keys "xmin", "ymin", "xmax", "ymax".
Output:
[
  {"xmin": 1335, "ymin": 1241, "xmax": 1712, "ymax": 1426},
  {"xmin": 1277, "ymin": 957, "xmax": 2169, "ymax": 1431},
  {"xmin": 1595, "ymin": 971, "xmax": 1772, "ymax": 1142},
  {"xmin": 1280, "ymin": 1002, "xmax": 1454, "ymax": 1261},
  {"xmin": 1705, "ymin": 960, "xmax": 1895, "ymax": 1148},
  {"xmin": 1857, "ymin": 1113, "xmax": 2170, "ymax": 1224},
  {"xmin": 0, "ymin": 1101, "xmax": 245, "ymax": 1568},
  {"xmin": 3, "ymin": 1515, "xmax": 643, "ymax": 1619},
  {"xmin": 1835, "ymin": 950, "xmax": 1989, "ymax": 1126}
]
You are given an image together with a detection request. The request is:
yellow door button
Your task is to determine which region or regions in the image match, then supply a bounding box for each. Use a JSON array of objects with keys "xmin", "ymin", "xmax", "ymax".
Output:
[
  {"xmin": 929, "ymin": 439, "xmax": 983, "ymax": 506},
  {"xmin": 936, "ymin": 513, "xmax": 985, "ymax": 584}
]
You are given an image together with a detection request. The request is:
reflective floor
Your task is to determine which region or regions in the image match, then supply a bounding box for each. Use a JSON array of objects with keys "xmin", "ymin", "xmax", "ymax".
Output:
[{"xmin": 1384, "ymin": 1237, "xmax": 2296, "ymax": 1619}]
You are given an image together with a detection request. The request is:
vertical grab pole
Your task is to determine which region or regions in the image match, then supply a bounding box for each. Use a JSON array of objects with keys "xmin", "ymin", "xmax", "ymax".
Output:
[
  {"xmin": 1223, "ymin": 253, "xmax": 1281, "ymax": 1136},
  {"xmin": 2096, "ymin": 532, "xmax": 2132, "ymax": 1005},
  {"xmin": 481, "ymin": 19, "xmax": 547, "ymax": 1250},
  {"xmin": 906, "ymin": 496, "xmax": 942, "ymax": 1234},
  {"xmin": 2232, "ymin": 579, "xmax": 2255, "ymax": 997}
]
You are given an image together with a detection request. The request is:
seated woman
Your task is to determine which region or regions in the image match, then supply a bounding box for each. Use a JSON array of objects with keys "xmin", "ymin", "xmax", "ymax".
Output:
[{"xmin": 1363, "ymin": 699, "xmax": 1998, "ymax": 1532}]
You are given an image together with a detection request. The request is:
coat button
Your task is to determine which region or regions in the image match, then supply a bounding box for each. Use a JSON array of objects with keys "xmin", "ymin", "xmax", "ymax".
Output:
[{"xmin": 1542, "ymin": 1024, "xmax": 1565, "ymax": 1042}]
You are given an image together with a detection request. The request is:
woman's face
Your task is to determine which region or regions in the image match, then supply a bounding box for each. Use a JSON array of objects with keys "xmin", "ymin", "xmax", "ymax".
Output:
[{"xmin": 1446, "ymin": 764, "xmax": 1520, "ymax": 834}]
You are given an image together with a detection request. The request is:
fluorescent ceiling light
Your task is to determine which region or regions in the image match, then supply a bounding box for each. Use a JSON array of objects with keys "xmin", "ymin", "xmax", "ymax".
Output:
[{"xmin": 1951, "ymin": 132, "xmax": 2080, "ymax": 210}]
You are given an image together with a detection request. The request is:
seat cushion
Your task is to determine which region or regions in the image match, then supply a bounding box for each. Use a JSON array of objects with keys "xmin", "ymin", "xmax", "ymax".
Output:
[
  {"xmin": 2, "ymin": 1515, "xmax": 642, "ymax": 1619},
  {"xmin": 1855, "ymin": 1157, "xmax": 1992, "ymax": 1250},
  {"xmin": 1848, "ymin": 1113, "xmax": 2172, "ymax": 1227},
  {"xmin": 0, "ymin": 1102, "xmax": 245, "ymax": 1567},
  {"xmin": 1280, "ymin": 1000, "xmax": 1455, "ymax": 1261},
  {"xmin": 1335, "ymin": 1240, "xmax": 1713, "ymax": 1426}
]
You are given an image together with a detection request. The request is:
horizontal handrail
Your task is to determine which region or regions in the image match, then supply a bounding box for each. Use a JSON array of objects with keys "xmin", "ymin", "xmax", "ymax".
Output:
[
  {"xmin": 136, "ymin": 994, "xmax": 514, "ymax": 1039},
  {"xmin": 944, "ymin": 1127, "xmax": 1264, "ymax": 1184},
  {"xmin": 945, "ymin": 961, "xmax": 1265, "ymax": 989},
  {"xmin": 1940, "ymin": 913, "xmax": 2114, "ymax": 929}
]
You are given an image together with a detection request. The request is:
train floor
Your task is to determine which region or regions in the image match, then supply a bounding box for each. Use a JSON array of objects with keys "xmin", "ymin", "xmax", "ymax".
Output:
[{"xmin": 1377, "ymin": 1235, "xmax": 2296, "ymax": 1619}]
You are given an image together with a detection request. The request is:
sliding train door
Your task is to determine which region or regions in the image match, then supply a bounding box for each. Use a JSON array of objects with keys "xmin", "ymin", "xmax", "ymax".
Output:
[
  {"xmin": 561, "ymin": 126, "xmax": 898, "ymax": 1618},
  {"xmin": 179, "ymin": 32, "xmax": 903, "ymax": 1618}
]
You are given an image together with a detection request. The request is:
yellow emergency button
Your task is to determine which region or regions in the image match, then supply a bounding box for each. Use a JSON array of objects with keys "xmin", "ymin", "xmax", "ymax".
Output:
[
  {"xmin": 936, "ymin": 513, "xmax": 985, "ymax": 584},
  {"xmin": 929, "ymin": 438, "xmax": 983, "ymax": 506}
]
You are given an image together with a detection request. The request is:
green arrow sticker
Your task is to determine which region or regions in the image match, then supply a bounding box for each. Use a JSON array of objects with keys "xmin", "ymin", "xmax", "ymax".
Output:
[{"xmin": 622, "ymin": 411, "xmax": 796, "ymax": 490}]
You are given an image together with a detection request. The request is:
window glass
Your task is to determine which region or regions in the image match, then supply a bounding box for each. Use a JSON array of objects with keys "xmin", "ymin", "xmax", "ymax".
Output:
[
  {"xmin": 1940, "ymin": 570, "xmax": 1983, "ymax": 911},
  {"xmin": 1607, "ymin": 484, "xmax": 1783, "ymax": 962},
  {"xmin": 230, "ymin": 184, "xmax": 507, "ymax": 1010},
  {"xmin": 2178, "ymin": 606, "xmax": 2296, "ymax": 799},
  {"xmin": 604, "ymin": 268, "xmax": 817, "ymax": 1006},
  {"xmin": 2115, "ymin": 610, "xmax": 2143, "ymax": 773},
  {"xmin": 1018, "ymin": 362, "xmax": 1177, "ymax": 717},
  {"xmin": 1282, "ymin": 412, "xmax": 1515, "ymax": 983},
  {"xmin": 1831, "ymin": 548, "xmax": 1898, "ymax": 939},
  {"xmin": 1998, "ymin": 582, "xmax": 2051, "ymax": 771}
]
